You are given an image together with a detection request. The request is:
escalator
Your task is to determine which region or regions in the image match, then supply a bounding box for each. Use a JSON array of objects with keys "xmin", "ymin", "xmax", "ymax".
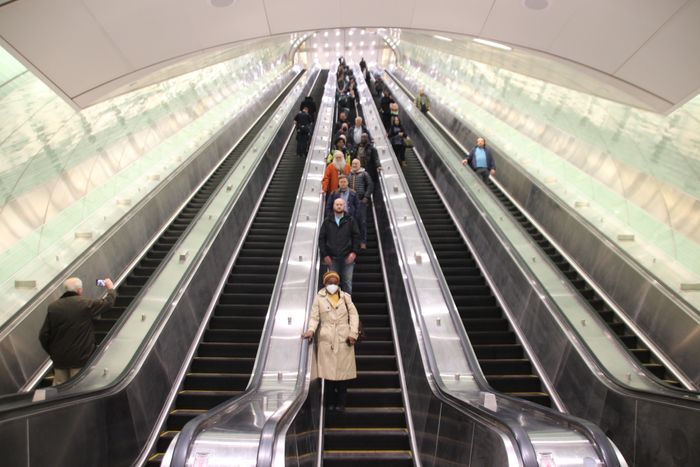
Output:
[
  {"xmin": 388, "ymin": 72, "xmax": 683, "ymax": 390},
  {"xmin": 399, "ymin": 147, "xmax": 552, "ymax": 407},
  {"xmin": 36, "ymin": 73, "xmax": 305, "ymax": 388},
  {"xmin": 146, "ymin": 70, "xmax": 327, "ymax": 465},
  {"xmin": 321, "ymin": 212, "xmax": 413, "ymax": 466},
  {"xmin": 488, "ymin": 185, "xmax": 682, "ymax": 387}
]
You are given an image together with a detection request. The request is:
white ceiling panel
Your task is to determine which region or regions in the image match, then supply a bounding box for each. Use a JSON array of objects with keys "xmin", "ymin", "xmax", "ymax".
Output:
[
  {"xmin": 616, "ymin": 0, "xmax": 700, "ymax": 106},
  {"xmin": 411, "ymin": 0, "xmax": 493, "ymax": 36},
  {"xmin": 83, "ymin": 0, "xmax": 270, "ymax": 69},
  {"xmin": 336, "ymin": 0, "xmax": 417, "ymax": 28},
  {"xmin": 0, "ymin": 0, "xmax": 698, "ymax": 111},
  {"xmin": 264, "ymin": 0, "xmax": 342, "ymax": 34},
  {"xmin": 480, "ymin": 0, "xmax": 578, "ymax": 50},
  {"xmin": 0, "ymin": 0, "xmax": 130, "ymax": 98},
  {"xmin": 549, "ymin": 0, "xmax": 687, "ymax": 73}
]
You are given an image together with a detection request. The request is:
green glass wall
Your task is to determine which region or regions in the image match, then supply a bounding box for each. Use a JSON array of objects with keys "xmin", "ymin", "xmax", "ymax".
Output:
[
  {"xmin": 0, "ymin": 39, "xmax": 291, "ymax": 288},
  {"xmin": 393, "ymin": 35, "xmax": 700, "ymax": 299}
]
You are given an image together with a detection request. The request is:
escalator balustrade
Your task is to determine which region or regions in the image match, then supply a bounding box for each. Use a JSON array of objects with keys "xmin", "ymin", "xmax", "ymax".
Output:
[{"xmin": 321, "ymin": 213, "xmax": 413, "ymax": 467}]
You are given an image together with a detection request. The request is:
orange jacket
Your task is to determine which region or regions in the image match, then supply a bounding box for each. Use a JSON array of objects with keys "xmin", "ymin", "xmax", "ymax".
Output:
[{"xmin": 322, "ymin": 163, "xmax": 351, "ymax": 195}]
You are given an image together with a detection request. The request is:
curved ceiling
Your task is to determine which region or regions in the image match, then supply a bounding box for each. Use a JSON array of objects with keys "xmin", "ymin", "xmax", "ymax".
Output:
[{"xmin": 0, "ymin": 0, "xmax": 698, "ymax": 113}]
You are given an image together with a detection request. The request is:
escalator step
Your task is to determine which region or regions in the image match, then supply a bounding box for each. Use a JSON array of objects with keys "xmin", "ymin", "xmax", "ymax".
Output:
[
  {"xmin": 325, "ymin": 407, "xmax": 407, "ymax": 429},
  {"xmin": 324, "ymin": 428, "xmax": 410, "ymax": 450},
  {"xmin": 175, "ymin": 390, "xmax": 243, "ymax": 410}
]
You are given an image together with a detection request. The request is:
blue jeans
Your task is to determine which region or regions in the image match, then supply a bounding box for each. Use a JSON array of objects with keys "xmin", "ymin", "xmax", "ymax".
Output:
[{"xmin": 331, "ymin": 256, "xmax": 355, "ymax": 295}]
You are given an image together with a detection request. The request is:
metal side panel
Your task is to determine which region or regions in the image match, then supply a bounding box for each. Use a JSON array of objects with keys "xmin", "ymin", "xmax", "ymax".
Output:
[
  {"xmin": 0, "ymin": 68, "xmax": 298, "ymax": 395},
  {"xmin": 0, "ymin": 73, "xmax": 315, "ymax": 467},
  {"xmin": 374, "ymin": 184, "xmax": 515, "ymax": 467},
  {"xmin": 391, "ymin": 68, "xmax": 700, "ymax": 388},
  {"xmin": 396, "ymin": 94, "xmax": 700, "ymax": 467}
]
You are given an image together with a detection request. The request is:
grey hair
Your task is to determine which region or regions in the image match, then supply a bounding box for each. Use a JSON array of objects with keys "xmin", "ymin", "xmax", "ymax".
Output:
[{"xmin": 64, "ymin": 277, "xmax": 83, "ymax": 292}]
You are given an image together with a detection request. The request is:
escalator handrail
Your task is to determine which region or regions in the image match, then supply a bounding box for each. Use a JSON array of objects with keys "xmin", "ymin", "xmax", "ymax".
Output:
[
  {"xmin": 168, "ymin": 67, "xmax": 331, "ymax": 467},
  {"xmin": 388, "ymin": 69, "xmax": 698, "ymax": 394},
  {"xmin": 378, "ymin": 69, "xmax": 627, "ymax": 466},
  {"xmin": 1, "ymin": 67, "xmax": 307, "ymax": 398},
  {"xmin": 353, "ymin": 64, "xmax": 543, "ymax": 467},
  {"xmin": 384, "ymin": 69, "xmax": 700, "ymax": 403},
  {"xmin": 0, "ymin": 69, "xmax": 311, "ymax": 420}
]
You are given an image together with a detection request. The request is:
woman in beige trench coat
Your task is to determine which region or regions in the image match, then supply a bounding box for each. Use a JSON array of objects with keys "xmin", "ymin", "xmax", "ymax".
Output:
[{"xmin": 302, "ymin": 271, "xmax": 359, "ymax": 412}]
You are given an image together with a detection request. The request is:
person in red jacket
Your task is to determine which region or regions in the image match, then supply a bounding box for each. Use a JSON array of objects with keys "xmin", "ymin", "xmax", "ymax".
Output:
[{"xmin": 322, "ymin": 150, "xmax": 351, "ymax": 196}]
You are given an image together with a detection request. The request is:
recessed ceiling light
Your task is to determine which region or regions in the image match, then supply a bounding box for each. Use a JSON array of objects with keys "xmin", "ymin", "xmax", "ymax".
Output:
[
  {"xmin": 522, "ymin": 0, "xmax": 550, "ymax": 10},
  {"xmin": 336, "ymin": 30, "xmax": 341, "ymax": 36},
  {"xmin": 433, "ymin": 35, "xmax": 452, "ymax": 42},
  {"xmin": 210, "ymin": 0, "xmax": 236, "ymax": 7},
  {"xmin": 324, "ymin": 31, "xmax": 328, "ymax": 37},
  {"xmin": 473, "ymin": 38, "xmax": 512, "ymax": 51}
]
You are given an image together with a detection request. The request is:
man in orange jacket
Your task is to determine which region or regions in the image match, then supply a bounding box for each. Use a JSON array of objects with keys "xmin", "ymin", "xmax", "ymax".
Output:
[{"xmin": 322, "ymin": 150, "xmax": 351, "ymax": 195}]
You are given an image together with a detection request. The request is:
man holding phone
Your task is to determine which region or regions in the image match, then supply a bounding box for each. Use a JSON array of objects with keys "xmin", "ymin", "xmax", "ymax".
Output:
[{"xmin": 39, "ymin": 276, "xmax": 116, "ymax": 385}]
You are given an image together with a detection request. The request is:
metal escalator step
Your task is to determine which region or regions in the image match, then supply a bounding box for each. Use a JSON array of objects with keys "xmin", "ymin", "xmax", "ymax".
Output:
[
  {"xmin": 356, "ymin": 355, "xmax": 398, "ymax": 371},
  {"xmin": 345, "ymin": 388, "xmax": 404, "ymax": 407},
  {"xmin": 175, "ymin": 390, "xmax": 243, "ymax": 410},
  {"xmin": 480, "ymin": 359, "xmax": 533, "ymax": 375},
  {"xmin": 203, "ymin": 328, "xmax": 264, "ymax": 342},
  {"xmin": 183, "ymin": 373, "xmax": 252, "ymax": 391},
  {"xmin": 197, "ymin": 342, "xmax": 259, "ymax": 357},
  {"xmin": 324, "ymin": 407, "xmax": 407, "ymax": 429},
  {"xmin": 213, "ymin": 304, "xmax": 269, "ymax": 316},
  {"xmin": 208, "ymin": 316, "xmax": 266, "ymax": 329},
  {"xmin": 470, "ymin": 344, "xmax": 524, "ymax": 361},
  {"xmin": 487, "ymin": 375, "xmax": 544, "ymax": 393},
  {"xmin": 166, "ymin": 409, "xmax": 207, "ymax": 430},
  {"xmin": 348, "ymin": 371, "xmax": 400, "ymax": 388},
  {"xmin": 323, "ymin": 450, "xmax": 413, "ymax": 467},
  {"xmin": 462, "ymin": 318, "xmax": 510, "ymax": 332},
  {"xmin": 190, "ymin": 356, "xmax": 255, "ymax": 373},
  {"xmin": 324, "ymin": 428, "xmax": 410, "ymax": 451},
  {"xmin": 218, "ymin": 293, "xmax": 274, "ymax": 304}
]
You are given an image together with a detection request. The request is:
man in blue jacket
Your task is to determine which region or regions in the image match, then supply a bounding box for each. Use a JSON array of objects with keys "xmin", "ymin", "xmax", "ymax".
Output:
[
  {"xmin": 319, "ymin": 196, "xmax": 360, "ymax": 295},
  {"xmin": 325, "ymin": 175, "xmax": 360, "ymax": 218},
  {"xmin": 462, "ymin": 137, "xmax": 496, "ymax": 182}
]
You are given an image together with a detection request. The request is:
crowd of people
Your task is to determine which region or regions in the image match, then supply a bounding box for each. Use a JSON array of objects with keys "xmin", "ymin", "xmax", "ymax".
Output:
[
  {"xmin": 39, "ymin": 58, "xmax": 494, "ymax": 397},
  {"xmin": 305, "ymin": 57, "xmax": 498, "ymax": 412}
]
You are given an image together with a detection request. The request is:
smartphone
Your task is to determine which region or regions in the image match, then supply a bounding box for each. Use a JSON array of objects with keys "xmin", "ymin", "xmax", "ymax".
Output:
[{"xmin": 96, "ymin": 279, "xmax": 106, "ymax": 287}]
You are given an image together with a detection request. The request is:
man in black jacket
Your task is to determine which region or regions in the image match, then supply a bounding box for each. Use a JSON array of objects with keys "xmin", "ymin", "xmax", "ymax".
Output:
[
  {"xmin": 300, "ymin": 95, "xmax": 317, "ymax": 122},
  {"xmin": 319, "ymin": 198, "xmax": 360, "ymax": 295},
  {"xmin": 39, "ymin": 277, "xmax": 116, "ymax": 385},
  {"xmin": 294, "ymin": 106, "xmax": 313, "ymax": 158}
]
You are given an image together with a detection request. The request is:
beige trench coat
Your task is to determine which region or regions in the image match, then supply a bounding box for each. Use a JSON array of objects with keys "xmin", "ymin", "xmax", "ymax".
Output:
[{"xmin": 307, "ymin": 289, "xmax": 359, "ymax": 381}]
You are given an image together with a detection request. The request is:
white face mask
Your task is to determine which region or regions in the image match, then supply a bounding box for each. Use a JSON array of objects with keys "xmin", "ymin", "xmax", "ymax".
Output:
[{"xmin": 325, "ymin": 284, "xmax": 339, "ymax": 294}]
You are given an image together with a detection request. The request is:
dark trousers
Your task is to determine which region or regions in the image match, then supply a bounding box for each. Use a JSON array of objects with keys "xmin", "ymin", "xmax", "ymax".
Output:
[
  {"xmin": 296, "ymin": 132, "xmax": 310, "ymax": 157},
  {"xmin": 325, "ymin": 379, "xmax": 348, "ymax": 409},
  {"xmin": 475, "ymin": 167, "xmax": 491, "ymax": 182},
  {"xmin": 355, "ymin": 201, "xmax": 368, "ymax": 244},
  {"xmin": 393, "ymin": 144, "xmax": 406, "ymax": 163}
]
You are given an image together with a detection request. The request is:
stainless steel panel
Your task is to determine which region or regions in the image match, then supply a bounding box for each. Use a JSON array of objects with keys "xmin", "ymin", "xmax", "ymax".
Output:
[{"xmin": 0, "ymin": 68, "xmax": 299, "ymax": 396}]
